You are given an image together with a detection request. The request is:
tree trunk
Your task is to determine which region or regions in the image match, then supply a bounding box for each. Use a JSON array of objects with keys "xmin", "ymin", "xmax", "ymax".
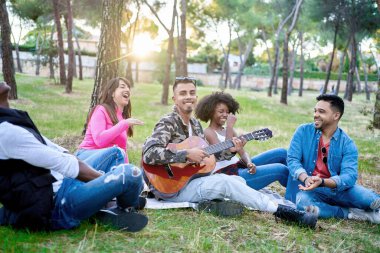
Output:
[
  {"xmin": 135, "ymin": 61, "xmax": 139, "ymax": 83},
  {"xmin": 374, "ymin": 81, "xmax": 380, "ymax": 128},
  {"xmin": 126, "ymin": 60, "xmax": 133, "ymax": 85},
  {"xmin": 89, "ymin": 0, "xmax": 124, "ymax": 112},
  {"xmin": 11, "ymin": 30, "xmax": 22, "ymax": 73},
  {"xmin": 143, "ymin": 0, "xmax": 177, "ymax": 104},
  {"xmin": 161, "ymin": 34, "xmax": 174, "ymax": 105},
  {"xmin": 288, "ymin": 38, "xmax": 299, "ymax": 96},
  {"xmin": 224, "ymin": 21, "xmax": 232, "ymax": 89},
  {"xmin": 274, "ymin": 53, "xmax": 280, "ymax": 94},
  {"xmin": 269, "ymin": 33, "xmax": 280, "ymax": 96},
  {"xmin": 35, "ymin": 31, "xmax": 41, "ymax": 76},
  {"xmin": 268, "ymin": 6, "xmax": 297, "ymax": 97},
  {"xmin": 335, "ymin": 43, "xmax": 348, "ymax": 95},
  {"xmin": 178, "ymin": 0, "xmax": 188, "ymax": 76},
  {"xmin": 0, "ymin": 0, "xmax": 17, "ymax": 99},
  {"xmin": 288, "ymin": 48, "xmax": 296, "ymax": 96},
  {"xmin": 281, "ymin": 0, "xmax": 303, "ymax": 104},
  {"xmin": 161, "ymin": 1, "xmax": 177, "ymax": 105},
  {"xmin": 125, "ymin": 7, "xmax": 139, "ymax": 87},
  {"xmin": 64, "ymin": 0, "xmax": 74, "ymax": 94},
  {"xmin": 73, "ymin": 25, "xmax": 83, "ymax": 80},
  {"xmin": 323, "ymin": 21, "xmax": 339, "ymax": 94},
  {"xmin": 281, "ymin": 33, "xmax": 290, "ymax": 104},
  {"xmin": 261, "ymin": 30, "xmax": 273, "ymax": 70},
  {"xmin": 234, "ymin": 40, "xmax": 254, "ymax": 90},
  {"xmin": 371, "ymin": 48, "xmax": 380, "ymax": 128},
  {"xmin": 49, "ymin": 25, "xmax": 55, "ymax": 79},
  {"xmin": 52, "ymin": 0, "xmax": 66, "ymax": 85},
  {"xmin": 174, "ymin": 10, "xmax": 180, "ymax": 77},
  {"xmin": 354, "ymin": 66, "xmax": 361, "ymax": 93},
  {"xmin": 219, "ymin": 54, "xmax": 227, "ymax": 89},
  {"xmin": 346, "ymin": 34, "xmax": 356, "ymax": 102},
  {"xmin": 298, "ymin": 31, "xmax": 304, "ymax": 97}
]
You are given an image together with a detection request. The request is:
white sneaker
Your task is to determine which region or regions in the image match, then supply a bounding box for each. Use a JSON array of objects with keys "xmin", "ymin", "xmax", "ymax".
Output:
[
  {"xmin": 370, "ymin": 198, "xmax": 380, "ymax": 210},
  {"xmin": 348, "ymin": 208, "xmax": 380, "ymax": 224}
]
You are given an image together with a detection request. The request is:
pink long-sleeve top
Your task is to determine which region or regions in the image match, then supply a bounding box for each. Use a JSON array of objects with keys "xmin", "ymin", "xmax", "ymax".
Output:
[{"xmin": 79, "ymin": 105, "xmax": 130, "ymax": 162}]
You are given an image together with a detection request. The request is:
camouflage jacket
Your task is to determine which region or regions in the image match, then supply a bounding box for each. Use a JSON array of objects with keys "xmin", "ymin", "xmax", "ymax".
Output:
[
  {"xmin": 142, "ymin": 106, "xmax": 235, "ymax": 165},
  {"xmin": 142, "ymin": 106, "xmax": 235, "ymax": 199}
]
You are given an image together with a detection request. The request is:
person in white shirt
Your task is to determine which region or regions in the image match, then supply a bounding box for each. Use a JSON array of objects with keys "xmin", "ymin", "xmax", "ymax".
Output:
[{"xmin": 0, "ymin": 81, "xmax": 147, "ymax": 232}]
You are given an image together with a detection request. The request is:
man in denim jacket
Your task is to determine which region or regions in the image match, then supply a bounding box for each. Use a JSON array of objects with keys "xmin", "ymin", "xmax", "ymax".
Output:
[{"xmin": 286, "ymin": 94, "xmax": 380, "ymax": 223}]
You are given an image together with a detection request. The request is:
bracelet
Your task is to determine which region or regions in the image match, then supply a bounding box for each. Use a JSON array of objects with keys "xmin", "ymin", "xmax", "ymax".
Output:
[
  {"xmin": 303, "ymin": 176, "xmax": 309, "ymax": 184},
  {"xmin": 320, "ymin": 178, "xmax": 325, "ymax": 187}
]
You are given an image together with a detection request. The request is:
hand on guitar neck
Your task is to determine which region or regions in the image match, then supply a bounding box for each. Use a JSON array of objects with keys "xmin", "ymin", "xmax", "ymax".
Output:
[{"xmin": 229, "ymin": 136, "xmax": 245, "ymax": 153}]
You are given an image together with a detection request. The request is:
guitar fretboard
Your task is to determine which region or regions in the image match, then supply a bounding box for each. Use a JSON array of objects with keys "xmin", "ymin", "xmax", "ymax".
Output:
[{"xmin": 203, "ymin": 129, "xmax": 272, "ymax": 155}]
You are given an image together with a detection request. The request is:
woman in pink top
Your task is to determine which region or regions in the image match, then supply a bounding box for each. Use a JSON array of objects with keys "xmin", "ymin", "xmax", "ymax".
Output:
[{"xmin": 76, "ymin": 77, "xmax": 144, "ymax": 172}]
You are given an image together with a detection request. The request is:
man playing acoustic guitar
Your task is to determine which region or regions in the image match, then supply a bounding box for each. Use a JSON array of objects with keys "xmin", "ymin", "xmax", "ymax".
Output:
[{"xmin": 142, "ymin": 77, "xmax": 318, "ymax": 228}]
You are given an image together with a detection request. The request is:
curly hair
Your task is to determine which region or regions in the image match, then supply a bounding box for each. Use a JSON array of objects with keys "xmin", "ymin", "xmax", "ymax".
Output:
[{"xmin": 195, "ymin": 91, "xmax": 240, "ymax": 122}]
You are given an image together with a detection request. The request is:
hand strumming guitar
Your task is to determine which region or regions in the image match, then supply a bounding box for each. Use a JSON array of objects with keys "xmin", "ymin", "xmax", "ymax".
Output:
[{"xmin": 186, "ymin": 147, "xmax": 209, "ymax": 163}]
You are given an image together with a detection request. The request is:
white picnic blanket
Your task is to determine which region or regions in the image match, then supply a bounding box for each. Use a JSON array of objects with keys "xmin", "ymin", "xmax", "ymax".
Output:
[{"xmin": 145, "ymin": 188, "xmax": 296, "ymax": 210}]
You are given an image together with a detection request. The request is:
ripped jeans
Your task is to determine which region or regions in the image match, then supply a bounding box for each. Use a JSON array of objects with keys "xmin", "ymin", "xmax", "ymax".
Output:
[{"xmin": 51, "ymin": 164, "xmax": 143, "ymax": 230}]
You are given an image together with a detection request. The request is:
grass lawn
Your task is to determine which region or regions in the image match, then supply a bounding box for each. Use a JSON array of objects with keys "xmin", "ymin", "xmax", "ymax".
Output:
[{"xmin": 1, "ymin": 74, "xmax": 379, "ymax": 252}]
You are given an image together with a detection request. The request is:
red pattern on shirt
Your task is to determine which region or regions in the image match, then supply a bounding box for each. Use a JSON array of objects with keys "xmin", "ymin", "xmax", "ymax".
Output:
[{"xmin": 312, "ymin": 137, "xmax": 331, "ymax": 178}]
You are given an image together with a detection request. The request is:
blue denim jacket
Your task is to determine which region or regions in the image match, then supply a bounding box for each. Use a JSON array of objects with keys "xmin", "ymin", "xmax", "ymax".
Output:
[{"xmin": 285, "ymin": 123, "xmax": 358, "ymax": 202}]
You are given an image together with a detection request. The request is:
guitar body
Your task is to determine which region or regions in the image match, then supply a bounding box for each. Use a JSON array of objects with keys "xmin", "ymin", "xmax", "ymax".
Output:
[
  {"xmin": 142, "ymin": 136, "xmax": 216, "ymax": 195},
  {"xmin": 142, "ymin": 128, "xmax": 272, "ymax": 195}
]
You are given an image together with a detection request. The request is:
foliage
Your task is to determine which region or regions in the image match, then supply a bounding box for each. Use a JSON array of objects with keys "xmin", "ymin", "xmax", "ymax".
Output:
[
  {"xmin": 10, "ymin": 0, "xmax": 52, "ymax": 23},
  {"xmin": 187, "ymin": 43, "xmax": 221, "ymax": 72},
  {"xmin": 72, "ymin": 0, "xmax": 102, "ymax": 27}
]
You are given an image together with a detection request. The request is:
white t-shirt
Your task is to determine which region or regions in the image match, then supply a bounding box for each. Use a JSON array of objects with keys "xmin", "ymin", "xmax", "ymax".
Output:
[
  {"xmin": 212, "ymin": 131, "xmax": 239, "ymax": 173},
  {"xmin": 0, "ymin": 122, "xmax": 79, "ymax": 192}
]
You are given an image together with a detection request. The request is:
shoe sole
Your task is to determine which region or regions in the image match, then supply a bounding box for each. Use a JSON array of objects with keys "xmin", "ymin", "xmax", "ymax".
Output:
[
  {"xmin": 198, "ymin": 200, "xmax": 244, "ymax": 217},
  {"xmin": 96, "ymin": 211, "xmax": 148, "ymax": 232}
]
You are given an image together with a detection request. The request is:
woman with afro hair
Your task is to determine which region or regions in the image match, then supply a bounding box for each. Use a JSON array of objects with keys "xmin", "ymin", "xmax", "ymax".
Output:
[{"xmin": 195, "ymin": 91, "xmax": 294, "ymax": 197}]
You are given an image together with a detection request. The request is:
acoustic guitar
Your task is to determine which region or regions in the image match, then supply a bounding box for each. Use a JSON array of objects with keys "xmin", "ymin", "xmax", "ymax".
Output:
[{"xmin": 142, "ymin": 128, "xmax": 272, "ymax": 195}]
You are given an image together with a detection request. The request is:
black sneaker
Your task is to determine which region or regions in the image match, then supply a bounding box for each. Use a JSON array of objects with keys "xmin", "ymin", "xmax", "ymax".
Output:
[
  {"xmin": 136, "ymin": 196, "xmax": 147, "ymax": 210},
  {"xmin": 96, "ymin": 207, "xmax": 148, "ymax": 232},
  {"xmin": 198, "ymin": 199, "xmax": 244, "ymax": 217},
  {"xmin": 274, "ymin": 204, "xmax": 318, "ymax": 229}
]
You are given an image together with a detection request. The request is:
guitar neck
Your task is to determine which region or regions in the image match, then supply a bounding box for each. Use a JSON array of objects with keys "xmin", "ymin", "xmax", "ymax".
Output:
[{"xmin": 204, "ymin": 131, "xmax": 265, "ymax": 155}]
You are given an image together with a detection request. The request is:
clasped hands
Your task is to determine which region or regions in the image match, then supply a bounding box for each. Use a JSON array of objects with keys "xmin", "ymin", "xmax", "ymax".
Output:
[{"xmin": 299, "ymin": 176, "xmax": 323, "ymax": 191}]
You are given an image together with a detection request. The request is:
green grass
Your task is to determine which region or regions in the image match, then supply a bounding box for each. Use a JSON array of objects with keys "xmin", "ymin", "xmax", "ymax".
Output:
[{"xmin": 1, "ymin": 73, "xmax": 380, "ymax": 252}]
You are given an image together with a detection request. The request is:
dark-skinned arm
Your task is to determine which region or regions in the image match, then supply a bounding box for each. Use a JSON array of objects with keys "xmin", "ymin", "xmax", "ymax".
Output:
[{"xmin": 76, "ymin": 159, "xmax": 103, "ymax": 182}]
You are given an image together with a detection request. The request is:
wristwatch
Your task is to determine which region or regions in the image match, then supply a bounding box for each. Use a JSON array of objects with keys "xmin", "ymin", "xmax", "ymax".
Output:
[{"xmin": 320, "ymin": 178, "xmax": 325, "ymax": 187}]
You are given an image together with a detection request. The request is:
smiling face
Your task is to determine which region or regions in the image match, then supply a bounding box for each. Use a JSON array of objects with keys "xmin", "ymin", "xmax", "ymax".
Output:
[
  {"xmin": 314, "ymin": 100, "xmax": 340, "ymax": 130},
  {"xmin": 112, "ymin": 80, "xmax": 131, "ymax": 110},
  {"xmin": 172, "ymin": 82, "xmax": 197, "ymax": 117},
  {"xmin": 212, "ymin": 103, "xmax": 229, "ymax": 127}
]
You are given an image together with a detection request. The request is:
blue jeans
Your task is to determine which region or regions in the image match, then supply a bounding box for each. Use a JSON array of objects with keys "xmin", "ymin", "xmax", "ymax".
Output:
[
  {"xmin": 75, "ymin": 146, "xmax": 125, "ymax": 172},
  {"xmin": 238, "ymin": 148, "xmax": 292, "ymax": 193},
  {"xmin": 296, "ymin": 185, "xmax": 380, "ymax": 219},
  {"xmin": 51, "ymin": 164, "xmax": 143, "ymax": 230},
  {"xmin": 169, "ymin": 174, "xmax": 278, "ymax": 213}
]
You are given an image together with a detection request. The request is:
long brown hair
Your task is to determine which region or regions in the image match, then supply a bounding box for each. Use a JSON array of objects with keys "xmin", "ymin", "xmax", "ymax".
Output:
[{"xmin": 88, "ymin": 77, "xmax": 133, "ymax": 137}]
